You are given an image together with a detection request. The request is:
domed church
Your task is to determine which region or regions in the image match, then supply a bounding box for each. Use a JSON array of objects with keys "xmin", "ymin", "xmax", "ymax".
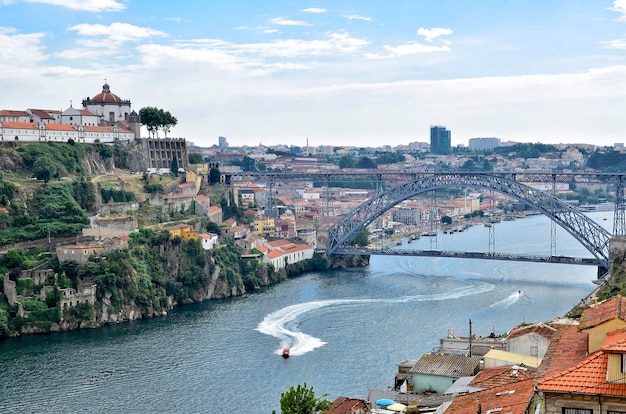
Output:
[
  {"xmin": 82, "ymin": 81, "xmax": 130, "ymax": 124},
  {"xmin": 82, "ymin": 81, "xmax": 140, "ymax": 137}
]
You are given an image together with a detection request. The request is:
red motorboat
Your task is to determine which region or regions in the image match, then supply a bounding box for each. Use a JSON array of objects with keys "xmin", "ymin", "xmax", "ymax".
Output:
[{"xmin": 282, "ymin": 347, "xmax": 290, "ymax": 359}]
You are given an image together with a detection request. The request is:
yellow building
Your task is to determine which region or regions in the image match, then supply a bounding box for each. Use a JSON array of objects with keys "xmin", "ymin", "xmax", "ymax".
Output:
[
  {"xmin": 254, "ymin": 217, "xmax": 275, "ymax": 236},
  {"xmin": 163, "ymin": 223, "xmax": 199, "ymax": 240}
]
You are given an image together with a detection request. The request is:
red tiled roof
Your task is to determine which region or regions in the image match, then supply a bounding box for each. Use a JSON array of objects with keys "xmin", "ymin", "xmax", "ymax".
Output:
[
  {"xmin": 1, "ymin": 121, "xmax": 38, "ymax": 129},
  {"xmin": 267, "ymin": 250, "xmax": 283, "ymax": 259},
  {"xmin": 444, "ymin": 379, "xmax": 534, "ymax": 414},
  {"xmin": 537, "ymin": 325, "xmax": 589, "ymax": 380},
  {"xmin": 208, "ymin": 206, "xmax": 222, "ymax": 213},
  {"xmin": 1, "ymin": 121, "xmax": 133, "ymax": 134},
  {"xmin": 29, "ymin": 109, "xmax": 58, "ymax": 119},
  {"xmin": 0, "ymin": 110, "xmax": 29, "ymax": 117},
  {"xmin": 602, "ymin": 329, "xmax": 626, "ymax": 352},
  {"xmin": 579, "ymin": 295, "xmax": 626, "ymax": 330},
  {"xmin": 326, "ymin": 396, "xmax": 368, "ymax": 414},
  {"xmin": 469, "ymin": 366, "xmax": 535, "ymax": 388},
  {"xmin": 537, "ymin": 350, "xmax": 626, "ymax": 396},
  {"xmin": 506, "ymin": 323, "xmax": 556, "ymax": 341},
  {"xmin": 78, "ymin": 109, "xmax": 98, "ymax": 116},
  {"xmin": 195, "ymin": 194, "xmax": 209, "ymax": 202},
  {"xmin": 267, "ymin": 239, "xmax": 291, "ymax": 248}
]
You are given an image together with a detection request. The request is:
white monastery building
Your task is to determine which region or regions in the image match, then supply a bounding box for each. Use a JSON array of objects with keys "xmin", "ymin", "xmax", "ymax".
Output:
[{"xmin": 0, "ymin": 82, "xmax": 139, "ymax": 143}]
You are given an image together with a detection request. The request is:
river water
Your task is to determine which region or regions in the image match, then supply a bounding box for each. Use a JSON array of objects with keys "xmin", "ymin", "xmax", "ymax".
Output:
[{"xmin": 0, "ymin": 212, "xmax": 610, "ymax": 413}]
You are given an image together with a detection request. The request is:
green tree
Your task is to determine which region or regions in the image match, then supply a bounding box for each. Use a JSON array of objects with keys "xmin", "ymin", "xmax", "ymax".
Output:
[
  {"xmin": 139, "ymin": 106, "xmax": 178, "ymax": 138},
  {"xmin": 209, "ymin": 167, "xmax": 221, "ymax": 185},
  {"xmin": 241, "ymin": 156, "xmax": 256, "ymax": 172},
  {"xmin": 277, "ymin": 383, "xmax": 330, "ymax": 414},
  {"xmin": 171, "ymin": 157, "xmax": 179, "ymax": 177},
  {"xmin": 206, "ymin": 221, "xmax": 220, "ymax": 234},
  {"xmin": 352, "ymin": 229, "xmax": 369, "ymax": 247},
  {"xmin": 188, "ymin": 153, "xmax": 204, "ymax": 164},
  {"xmin": 33, "ymin": 156, "xmax": 58, "ymax": 183},
  {"xmin": 357, "ymin": 156, "xmax": 377, "ymax": 169},
  {"xmin": 159, "ymin": 110, "xmax": 177, "ymax": 137},
  {"xmin": 338, "ymin": 155, "xmax": 355, "ymax": 169}
]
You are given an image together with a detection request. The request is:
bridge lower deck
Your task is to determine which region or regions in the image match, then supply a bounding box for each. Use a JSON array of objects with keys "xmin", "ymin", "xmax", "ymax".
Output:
[{"xmin": 335, "ymin": 248, "xmax": 600, "ymax": 266}]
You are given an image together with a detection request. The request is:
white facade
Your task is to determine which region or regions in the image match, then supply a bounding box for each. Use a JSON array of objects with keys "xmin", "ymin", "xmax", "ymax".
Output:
[
  {"xmin": 82, "ymin": 82, "xmax": 132, "ymax": 124},
  {"xmin": 0, "ymin": 121, "xmax": 134, "ymax": 143},
  {"xmin": 61, "ymin": 107, "xmax": 100, "ymax": 126},
  {"xmin": 468, "ymin": 137, "xmax": 501, "ymax": 151},
  {"xmin": 201, "ymin": 233, "xmax": 219, "ymax": 250},
  {"xmin": 262, "ymin": 244, "xmax": 314, "ymax": 270}
]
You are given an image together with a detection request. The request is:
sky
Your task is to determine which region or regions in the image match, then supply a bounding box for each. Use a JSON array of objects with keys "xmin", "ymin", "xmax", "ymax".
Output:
[{"xmin": 1, "ymin": 0, "xmax": 626, "ymax": 149}]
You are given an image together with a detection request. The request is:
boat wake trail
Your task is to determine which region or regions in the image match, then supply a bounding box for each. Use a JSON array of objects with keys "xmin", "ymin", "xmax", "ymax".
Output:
[
  {"xmin": 256, "ymin": 281, "xmax": 494, "ymax": 357},
  {"xmin": 489, "ymin": 290, "xmax": 523, "ymax": 309}
]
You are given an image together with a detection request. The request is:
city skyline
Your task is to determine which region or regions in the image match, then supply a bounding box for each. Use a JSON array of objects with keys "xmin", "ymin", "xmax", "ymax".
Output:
[{"xmin": 1, "ymin": 0, "xmax": 626, "ymax": 148}]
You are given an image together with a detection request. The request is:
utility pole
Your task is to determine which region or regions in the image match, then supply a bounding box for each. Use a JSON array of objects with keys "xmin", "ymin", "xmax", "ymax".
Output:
[{"xmin": 469, "ymin": 319, "xmax": 473, "ymax": 357}]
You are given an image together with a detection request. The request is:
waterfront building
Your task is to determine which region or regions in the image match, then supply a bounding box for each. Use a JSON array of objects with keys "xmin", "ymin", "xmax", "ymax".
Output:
[
  {"xmin": 430, "ymin": 126, "xmax": 451, "ymax": 155},
  {"xmin": 392, "ymin": 207, "xmax": 422, "ymax": 225}
]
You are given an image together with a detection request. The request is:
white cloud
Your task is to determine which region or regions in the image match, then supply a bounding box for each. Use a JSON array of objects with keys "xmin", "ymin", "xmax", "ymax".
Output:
[
  {"xmin": 301, "ymin": 8, "xmax": 327, "ymax": 13},
  {"xmin": 346, "ymin": 14, "xmax": 372, "ymax": 22},
  {"xmin": 269, "ymin": 17, "xmax": 311, "ymax": 26},
  {"xmin": 67, "ymin": 22, "xmax": 168, "ymax": 43},
  {"xmin": 610, "ymin": 0, "xmax": 626, "ymax": 20},
  {"xmin": 134, "ymin": 31, "xmax": 370, "ymax": 73},
  {"xmin": 604, "ymin": 37, "xmax": 626, "ymax": 49},
  {"xmin": 417, "ymin": 27, "xmax": 453, "ymax": 42},
  {"xmin": 23, "ymin": 0, "xmax": 125, "ymax": 12},
  {"xmin": 0, "ymin": 27, "xmax": 48, "ymax": 69},
  {"xmin": 166, "ymin": 17, "xmax": 182, "ymax": 23}
]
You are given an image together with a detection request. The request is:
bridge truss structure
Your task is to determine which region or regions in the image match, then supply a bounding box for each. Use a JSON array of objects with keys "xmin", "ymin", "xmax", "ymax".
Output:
[{"xmin": 227, "ymin": 170, "xmax": 626, "ymax": 271}]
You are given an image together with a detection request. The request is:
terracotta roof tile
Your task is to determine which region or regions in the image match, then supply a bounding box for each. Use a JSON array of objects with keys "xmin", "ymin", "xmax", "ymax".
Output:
[
  {"xmin": 579, "ymin": 295, "xmax": 626, "ymax": 330},
  {"xmin": 537, "ymin": 350, "xmax": 626, "ymax": 396},
  {"xmin": 0, "ymin": 110, "xmax": 29, "ymax": 117},
  {"xmin": 267, "ymin": 250, "xmax": 283, "ymax": 259},
  {"xmin": 602, "ymin": 329, "xmax": 626, "ymax": 352},
  {"xmin": 1, "ymin": 121, "xmax": 38, "ymax": 129},
  {"xmin": 326, "ymin": 396, "xmax": 368, "ymax": 414},
  {"xmin": 506, "ymin": 323, "xmax": 556, "ymax": 341},
  {"xmin": 444, "ymin": 379, "xmax": 534, "ymax": 414},
  {"xmin": 469, "ymin": 366, "xmax": 535, "ymax": 389},
  {"xmin": 537, "ymin": 325, "xmax": 589, "ymax": 379},
  {"xmin": 28, "ymin": 109, "xmax": 57, "ymax": 119}
]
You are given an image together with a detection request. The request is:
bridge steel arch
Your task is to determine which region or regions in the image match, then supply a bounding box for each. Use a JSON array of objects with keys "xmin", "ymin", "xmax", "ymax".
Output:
[{"xmin": 327, "ymin": 173, "xmax": 612, "ymax": 269}]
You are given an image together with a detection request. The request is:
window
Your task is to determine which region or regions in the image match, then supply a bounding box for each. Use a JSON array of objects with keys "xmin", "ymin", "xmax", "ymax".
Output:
[
  {"xmin": 608, "ymin": 411, "xmax": 626, "ymax": 414},
  {"xmin": 563, "ymin": 409, "xmax": 592, "ymax": 414},
  {"xmin": 622, "ymin": 354, "xmax": 626, "ymax": 373},
  {"xmin": 530, "ymin": 345, "xmax": 538, "ymax": 356}
]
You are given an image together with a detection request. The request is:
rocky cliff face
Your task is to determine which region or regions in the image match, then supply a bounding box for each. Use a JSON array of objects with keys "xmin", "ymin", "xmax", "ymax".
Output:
[
  {"xmin": 82, "ymin": 150, "xmax": 115, "ymax": 175},
  {"xmin": 329, "ymin": 254, "xmax": 370, "ymax": 269}
]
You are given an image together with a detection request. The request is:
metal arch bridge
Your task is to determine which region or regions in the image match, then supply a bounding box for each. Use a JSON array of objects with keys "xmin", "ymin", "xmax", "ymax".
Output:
[
  {"xmin": 326, "ymin": 172, "xmax": 615, "ymax": 271},
  {"xmin": 225, "ymin": 170, "xmax": 626, "ymax": 272}
]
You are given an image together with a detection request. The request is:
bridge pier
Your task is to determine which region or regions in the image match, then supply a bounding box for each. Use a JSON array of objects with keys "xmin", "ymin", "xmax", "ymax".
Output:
[{"xmin": 608, "ymin": 237, "xmax": 626, "ymax": 279}]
